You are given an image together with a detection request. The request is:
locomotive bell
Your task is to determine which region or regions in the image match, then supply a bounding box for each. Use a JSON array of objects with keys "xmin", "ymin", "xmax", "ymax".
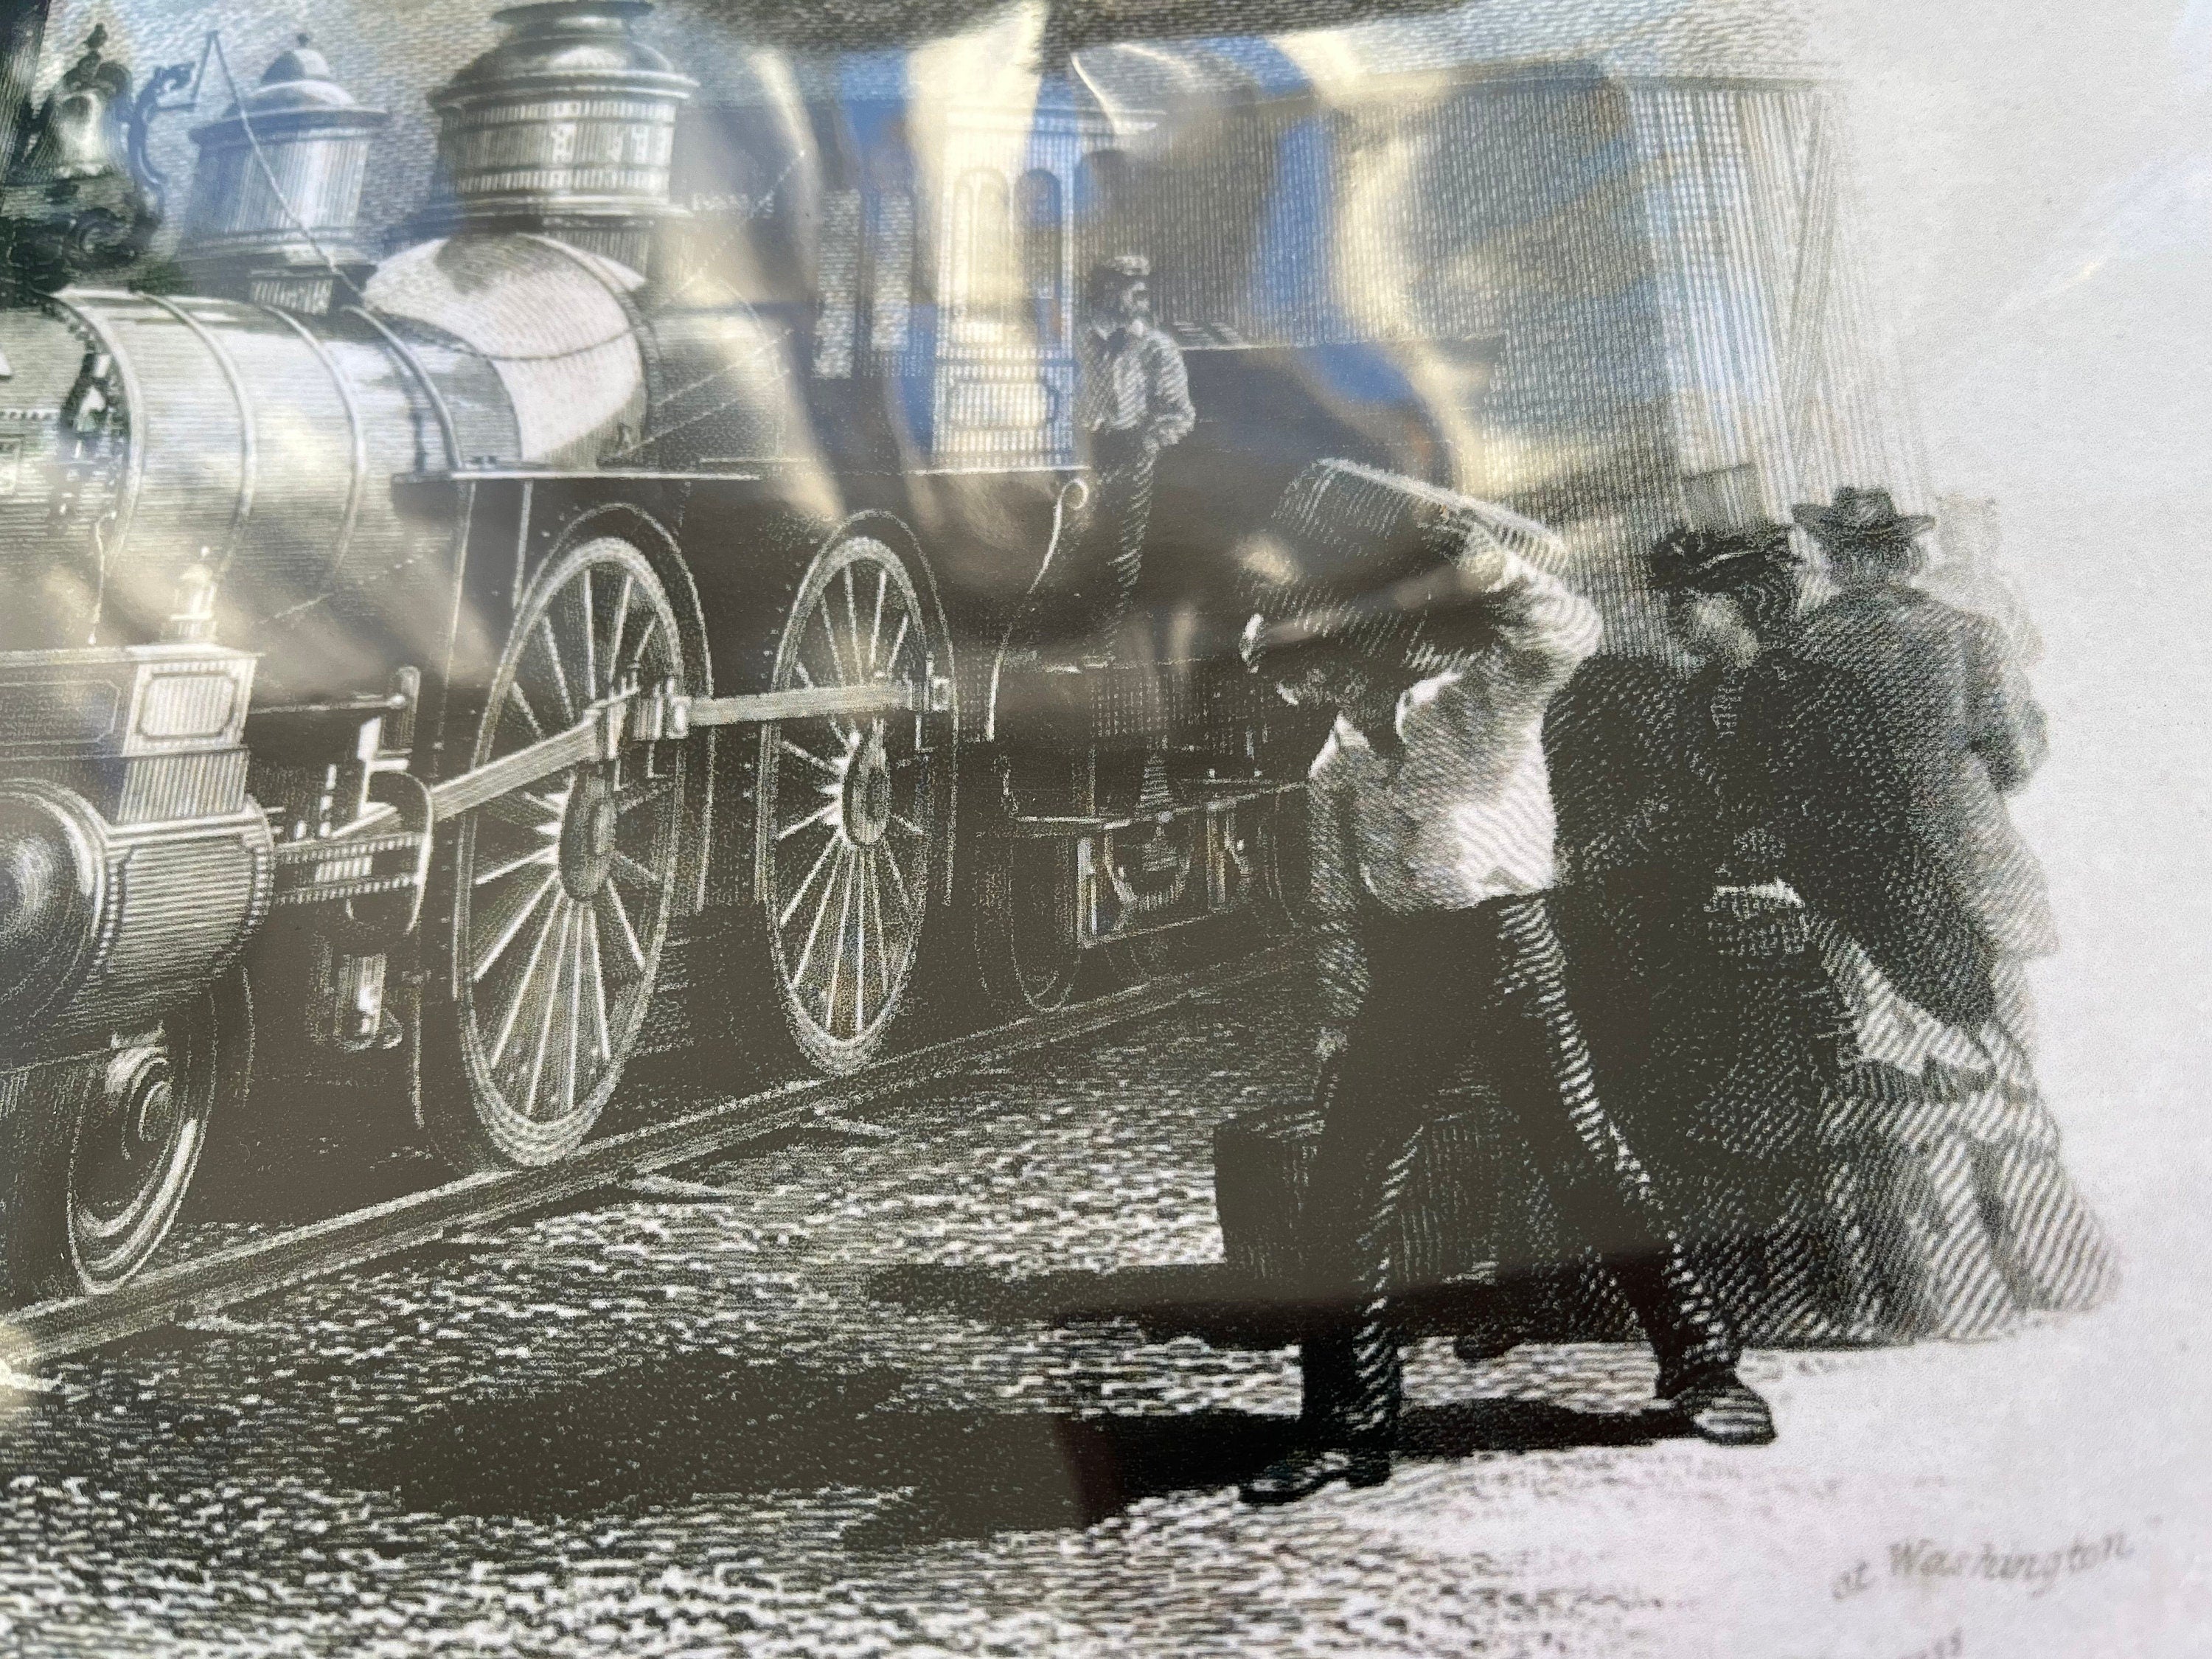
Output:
[
  {"xmin": 179, "ymin": 36, "xmax": 389, "ymax": 313},
  {"xmin": 405, "ymin": 1, "xmax": 697, "ymax": 277}
]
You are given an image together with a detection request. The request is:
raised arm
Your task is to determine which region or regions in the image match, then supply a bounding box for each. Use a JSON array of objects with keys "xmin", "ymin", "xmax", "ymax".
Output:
[{"xmin": 1459, "ymin": 538, "xmax": 1602, "ymax": 701}]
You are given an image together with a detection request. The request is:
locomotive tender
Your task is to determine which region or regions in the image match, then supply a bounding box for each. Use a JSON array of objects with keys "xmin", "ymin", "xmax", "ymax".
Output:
[{"xmin": 0, "ymin": 3, "xmax": 1323, "ymax": 1303}]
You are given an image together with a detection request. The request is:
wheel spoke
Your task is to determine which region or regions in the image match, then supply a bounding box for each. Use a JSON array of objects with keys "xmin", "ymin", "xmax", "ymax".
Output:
[
  {"xmin": 882, "ymin": 612, "xmax": 911, "ymax": 679},
  {"xmin": 489, "ymin": 894, "xmax": 564, "ymax": 1065},
  {"xmin": 880, "ymin": 839, "xmax": 915, "ymax": 930},
  {"xmin": 826, "ymin": 851, "xmax": 856, "ymax": 1031},
  {"xmin": 791, "ymin": 661, "xmax": 856, "ymax": 748},
  {"xmin": 620, "ymin": 611, "xmax": 661, "ymax": 682},
  {"xmin": 852, "ymin": 849, "xmax": 871, "ymax": 1036},
  {"xmin": 777, "ymin": 800, "xmax": 840, "ymax": 842},
  {"xmin": 791, "ymin": 846, "xmax": 849, "ymax": 989},
  {"xmin": 583, "ymin": 906, "xmax": 612, "ymax": 1062},
  {"xmin": 479, "ymin": 789, "xmax": 563, "ymax": 834},
  {"xmin": 523, "ymin": 905, "xmax": 572, "ymax": 1119},
  {"xmin": 889, "ymin": 812, "xmax": 927, "ymax": 841},
  {"xmin": 578, "ymin": 565, "xmax": 598, "ymax": 700},
  {"xmin": 814, "ymin": 600, "xmax": 849, "ymax": 686},
  {"xmin": 614, "ymin": 776, "xmax": 680, "ymax": 818},
  {"xmin": 602, "ymin": 880, "xmax": 647, "ymax": 972},
  {"xmin": 864, "ymin": 852, "xmax": 893, "ymax": 1006},
  {"xmin": 473, "ymin": 844, "xmax": 558, "ymax": 888},
  {"xmin": 473, "ymin": 866, "xmax": 559, "ymax": 981},
  {"xmin": 538, "ymin": 619, "xmax": 576, "ymax": 724},
  {"xmin": 561, "ymin": 910, "xmax": 586, "ymax": 1115},
  {"xmin": 843, "ymin": 566, "xmax": 866, "ymax": 685},
  {"xmin": 606, "ymin": 573, "xmax": 633, "ymax": 683},
  {"xmin": 610, "ymin": 849, "xmax": 661, "ymax": 889},
  {"xmin": 867, "ymin": 567, "xmax": 887, "ymax": 675},
  {"xmin": 779, "ymin": 735, "xmax": 841, "ymax": 777},
  {"xmin": 779, "ymin": 829, "xmax": 842, "ymax": 929},
  {"xmin": 505, "ymin": 681, "xmax": 546, "ymax": 742}
]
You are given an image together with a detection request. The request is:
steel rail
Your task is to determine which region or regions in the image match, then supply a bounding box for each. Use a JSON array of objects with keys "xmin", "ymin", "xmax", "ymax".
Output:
[{"xmin": 0, "ymin": 942, "xmax": 1301, "ymax": 1372}]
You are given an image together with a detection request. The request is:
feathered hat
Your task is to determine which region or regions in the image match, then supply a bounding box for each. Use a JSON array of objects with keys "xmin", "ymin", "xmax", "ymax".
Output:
[{"xmin": 1646, "ymin": 519, "xmax": 1799, "ymax": 594}]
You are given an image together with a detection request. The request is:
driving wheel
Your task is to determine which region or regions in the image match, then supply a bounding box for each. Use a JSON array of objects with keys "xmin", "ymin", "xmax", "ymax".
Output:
[
  {"xmin": 752, "ymin": 530, "xmax": 953, "ymax": 1074},
  {"xmin": 421, "ymin": 536, "xmax": 687, "ymax": 1170}
]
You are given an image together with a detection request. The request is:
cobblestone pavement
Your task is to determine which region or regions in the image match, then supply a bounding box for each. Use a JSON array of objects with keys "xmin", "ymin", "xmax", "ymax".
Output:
[{"xmin": 0, "ymin": 974, "xmax": 2187, "ymax": 1658}]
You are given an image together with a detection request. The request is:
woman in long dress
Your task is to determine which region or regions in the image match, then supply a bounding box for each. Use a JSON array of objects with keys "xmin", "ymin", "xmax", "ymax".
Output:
[
  {"xmin": 1549, "ymin": 526, "xmax": 1872, "ymax": 1343},
  {"xmin": 1550, "ymin": 523, "xmax": 2111, "ymax": 1343}
]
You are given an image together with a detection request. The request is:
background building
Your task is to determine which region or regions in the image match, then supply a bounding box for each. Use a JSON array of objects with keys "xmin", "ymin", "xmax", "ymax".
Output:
[{"xmin": 35, "ymin": 0, "xmax": 1926, "ymax": 646}]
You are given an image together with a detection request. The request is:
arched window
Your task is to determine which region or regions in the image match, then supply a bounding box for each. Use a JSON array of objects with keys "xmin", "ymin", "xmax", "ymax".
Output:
[
  {"xmin": 952, "ymin": 168, "xmax": 1014, "ymax": 332},
  {"xmin": 865, "ymin": 138, "xmax": 918, "ymax": 359},
  {"xmin": 1017, "ymin": 168, "xmax": 1063, "ymax": 344},
  {"xmin": 869, "ymin": 191, "xmax": 916, "ymax": 356},
  {"xmin": 813, "ymin": 188, "xmax": 863, "ymax": 378},
  {"xmin": 1074, "ymin": 147, "xmax": 1132, "ymax": 223}
]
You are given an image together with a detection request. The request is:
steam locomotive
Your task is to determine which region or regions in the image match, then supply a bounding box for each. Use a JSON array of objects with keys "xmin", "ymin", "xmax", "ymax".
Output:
[{"xmin": 0, "ymin": 4, "xmax": 1392, "ymax": 1304}]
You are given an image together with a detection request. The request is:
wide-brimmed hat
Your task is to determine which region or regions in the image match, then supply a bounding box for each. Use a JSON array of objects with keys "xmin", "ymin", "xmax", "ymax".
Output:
[
  {"xmin": 1791, "ymin": 485, "xmax": 1933, "ymax": 549},
  {"xmin": 1237, "ymin": 460, "xmax": 1537, "ymax": 675},
  {"xmin": 1647, "ymin": 520, "xmax": 1798, "ymax": 594}
]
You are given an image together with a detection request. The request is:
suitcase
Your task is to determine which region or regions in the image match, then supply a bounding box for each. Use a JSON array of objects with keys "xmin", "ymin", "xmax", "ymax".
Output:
[{"xmin": 1211, "ymin": 1073, "xmax": 1505, "ymax": 1295}]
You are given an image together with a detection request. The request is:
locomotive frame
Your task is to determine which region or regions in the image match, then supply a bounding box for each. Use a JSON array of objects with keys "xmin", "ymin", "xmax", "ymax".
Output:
[{"xmin": 0, "ymin": 311, "xmax": 1310, "ymax": 1307}]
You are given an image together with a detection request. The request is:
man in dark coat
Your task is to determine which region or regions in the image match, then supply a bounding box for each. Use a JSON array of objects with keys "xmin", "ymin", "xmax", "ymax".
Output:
[
  {"xmin": 1652, "ymin": 518, "xmax": 1997, "ymax": 1038},
  {"xmin": 1792, "ymin": 487, "xmax": 2056, "ymax": 983},
  {"xmin": 1547, "ymin": 523, "xmax": 1993, "ymax": 1344}
]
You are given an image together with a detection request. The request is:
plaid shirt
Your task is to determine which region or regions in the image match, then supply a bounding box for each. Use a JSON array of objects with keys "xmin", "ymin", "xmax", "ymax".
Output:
[{"xmin": 1074, "ymin": 320, "xmax": 1195, "ymax": 445}]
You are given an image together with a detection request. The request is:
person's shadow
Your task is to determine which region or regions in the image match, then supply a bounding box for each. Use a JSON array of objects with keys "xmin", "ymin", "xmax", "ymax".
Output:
[
  {"xmin": 863, "ymin": 1259, "xmax": 1641, "ymax": 1352},
  {"xmin": 345, "ymin": 1265, "xmax": 1683, "ymax": 1547}
]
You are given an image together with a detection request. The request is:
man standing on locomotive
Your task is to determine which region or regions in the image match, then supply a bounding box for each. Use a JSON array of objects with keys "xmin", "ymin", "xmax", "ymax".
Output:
[
  {"xmin": 1065, "ymin": 254, "xmax": 1195, "ymax": 662},
  {"xmin": 1233, "ymin": 463, "xmax": 1775, "ymax": 1505}
]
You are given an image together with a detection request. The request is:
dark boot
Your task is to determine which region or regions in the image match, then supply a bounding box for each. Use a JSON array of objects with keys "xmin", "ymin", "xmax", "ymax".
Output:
[
  {"xmin": 1664, "ymin": 1366, "xmax": 1777, "ymax": 1446},
  {"xmin": 1239, "ymin": 1443, "xmax": 1392, "ymax": 1506}
]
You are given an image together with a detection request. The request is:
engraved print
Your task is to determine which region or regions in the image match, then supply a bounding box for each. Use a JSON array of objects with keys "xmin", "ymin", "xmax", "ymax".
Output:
[{"xmin": 0, "ymin": 1, "xmax": 2196, "ymax": 1655}]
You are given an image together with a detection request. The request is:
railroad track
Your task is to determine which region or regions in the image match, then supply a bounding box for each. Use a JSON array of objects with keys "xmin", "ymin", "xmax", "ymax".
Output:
[{"xmin": 0, "ymin": 942, "xmax": 1301, "ymax": 1374}]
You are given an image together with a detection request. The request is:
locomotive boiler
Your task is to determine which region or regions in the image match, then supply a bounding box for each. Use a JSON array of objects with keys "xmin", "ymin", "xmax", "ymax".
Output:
[{"xmin": 0, "ymin": 3, "xmax": 1320, "ymax": 1304}]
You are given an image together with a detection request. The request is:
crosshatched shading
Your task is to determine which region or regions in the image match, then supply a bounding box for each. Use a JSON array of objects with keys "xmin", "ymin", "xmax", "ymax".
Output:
[{"xmin": 0, "ymin": 0, "xmax": 2134, "ymax": 1651}]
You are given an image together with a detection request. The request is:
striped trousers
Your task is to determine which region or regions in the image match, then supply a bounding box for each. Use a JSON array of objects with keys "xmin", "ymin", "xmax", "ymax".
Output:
[
  {"xmin": 1300, "ymin": 895, "xmax": 1739, "ymax": 1448},
  {"xmin": 1064, "ymin": 428, "xmax": 1158, "ymax": 647}
]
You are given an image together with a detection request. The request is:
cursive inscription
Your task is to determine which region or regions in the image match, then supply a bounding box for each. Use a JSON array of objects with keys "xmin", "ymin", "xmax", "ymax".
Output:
[{"xmin": 1832, "ymin": 1531, "xmax": 2135, "ymax": 1600}]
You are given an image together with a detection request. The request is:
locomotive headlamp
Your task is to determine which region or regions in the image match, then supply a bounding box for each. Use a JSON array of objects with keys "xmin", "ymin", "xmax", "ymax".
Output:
[{"xmin": 0, "ymin": 780, "xmax": 105, "ymax": 1027}]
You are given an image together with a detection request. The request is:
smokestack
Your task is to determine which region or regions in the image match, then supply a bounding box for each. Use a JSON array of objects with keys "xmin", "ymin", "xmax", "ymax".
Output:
[
  {"xmin": 402, "ymin": 1, "xmax": 696, "ymax": 278},
  {"xmin": 179, "ymin": 35, "xmax": 389, "ymax": 313}
]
